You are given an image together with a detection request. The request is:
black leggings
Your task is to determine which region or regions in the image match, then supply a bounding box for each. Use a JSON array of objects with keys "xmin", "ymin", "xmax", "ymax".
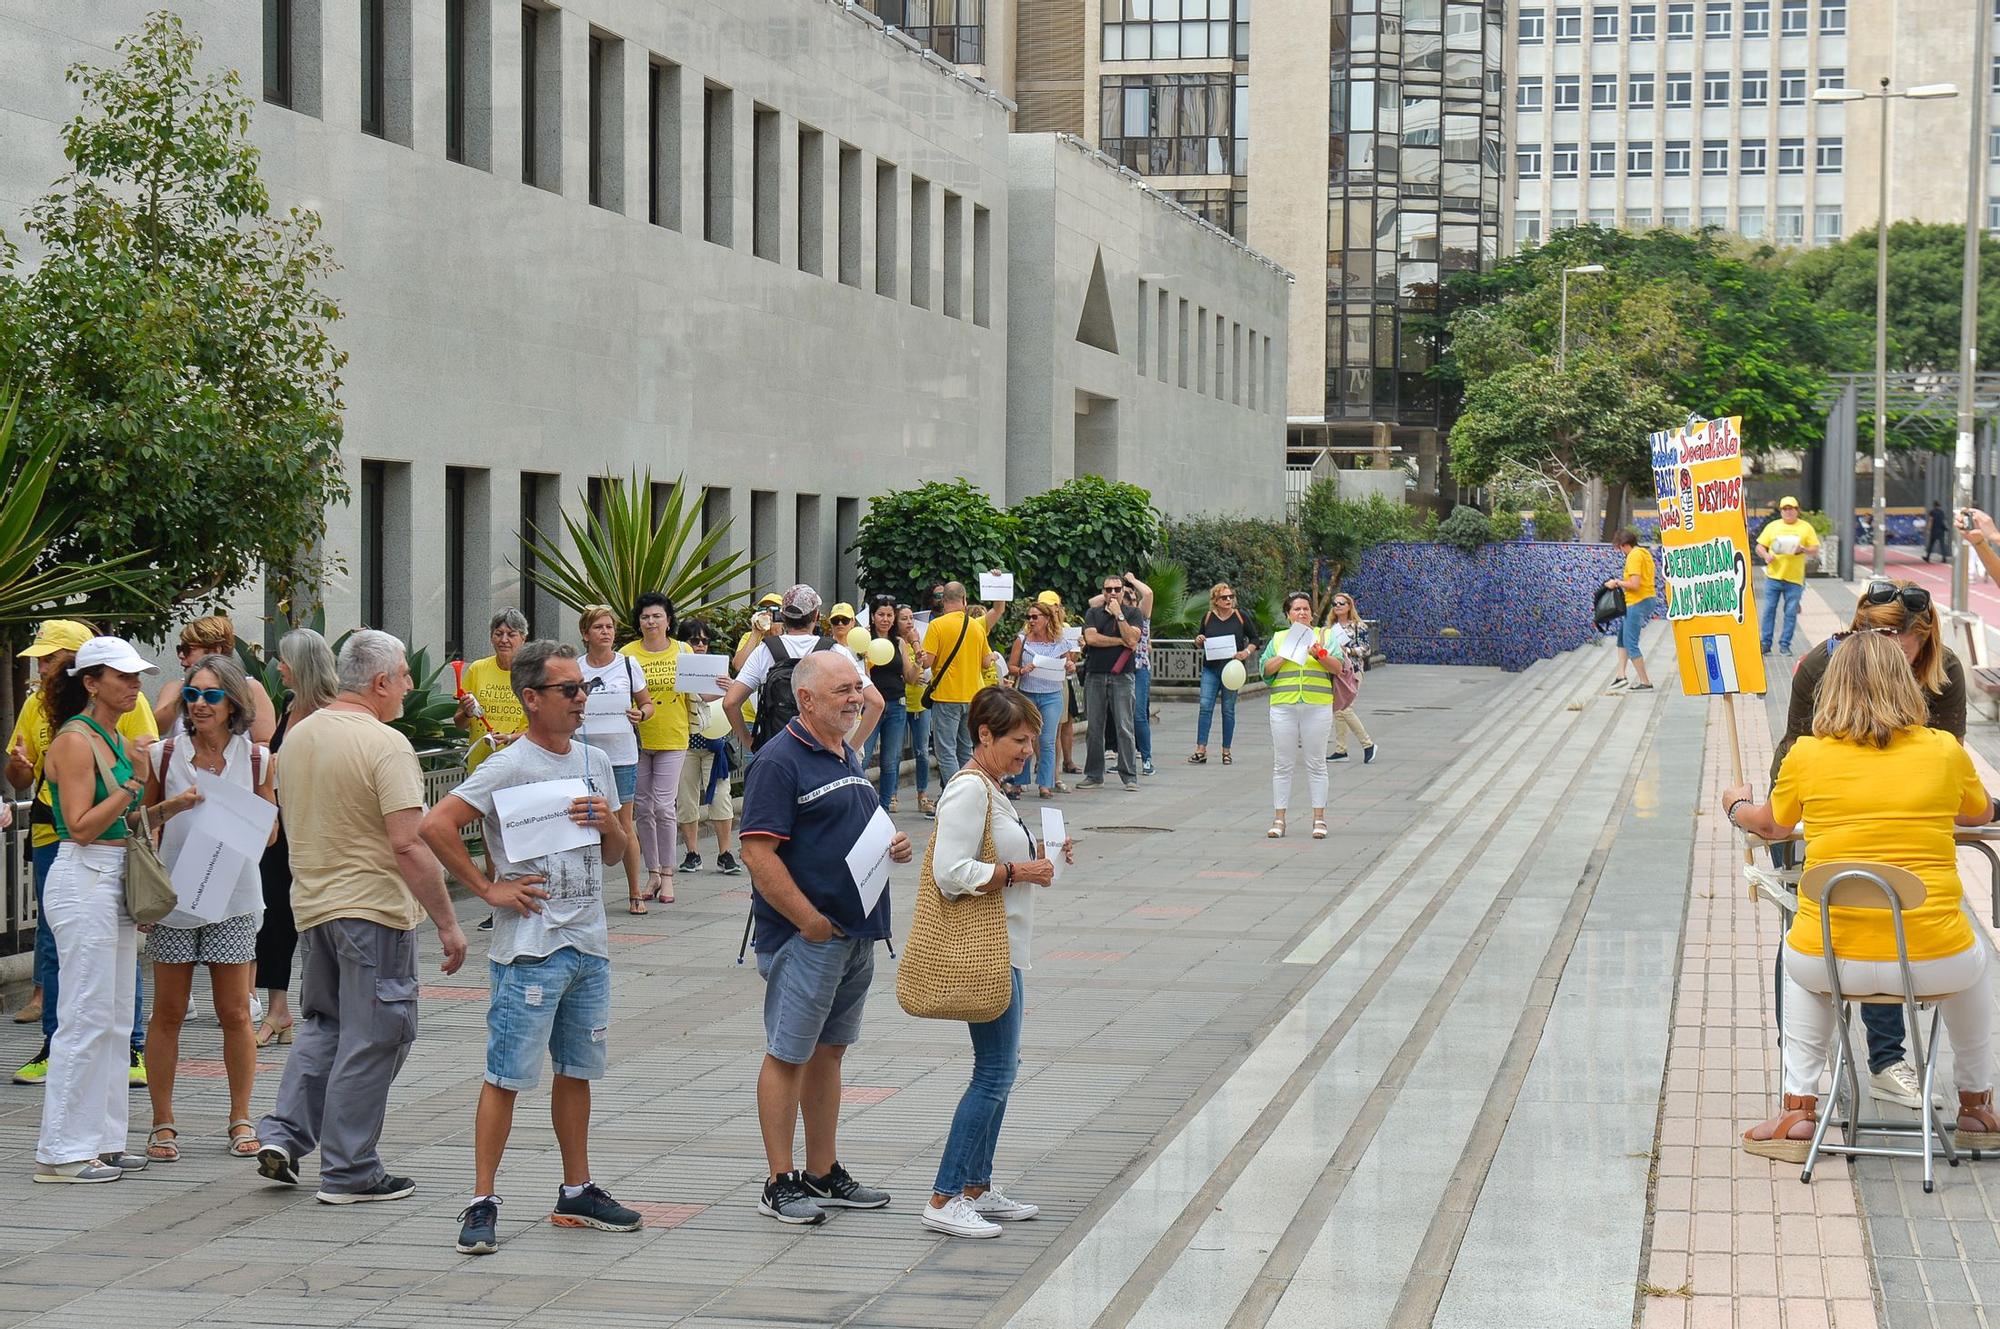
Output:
[{"xmin": 255, "ymin": 830, "xmax": 298, "ymax": 993}]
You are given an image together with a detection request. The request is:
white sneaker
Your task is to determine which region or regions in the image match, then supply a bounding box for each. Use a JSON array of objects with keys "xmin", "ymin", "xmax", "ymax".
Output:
[
  {"xmin": 33, "ymin": 1159, "xmax": 123, "ymax": 1184},
  {"xmin": 250, "ymin": 992, "xmax": 266, "ymax": 1025},
  {"xmin": 1870, "ymin": 1060, "xmax": 1945, "ymax": 1111},
  {"xmin": 920, "ymin": 1193, "xmax": 1002, "ymax": 1238},
  {"xmin": 971, "ymin": 1188, "xmax": 1040, "ymax": 1222}
]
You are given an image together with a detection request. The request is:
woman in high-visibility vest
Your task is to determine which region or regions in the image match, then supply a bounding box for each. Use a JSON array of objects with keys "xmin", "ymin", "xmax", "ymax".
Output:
[{"xmin": 1260, "ymin": 592, "xmax": 1346, "ymax": 841}]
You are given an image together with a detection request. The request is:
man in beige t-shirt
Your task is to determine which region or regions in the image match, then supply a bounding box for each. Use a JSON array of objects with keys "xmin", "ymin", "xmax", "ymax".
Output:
[{"xmin": 256, "ymin": 630, "xmax": 468, "ymax": 1205}]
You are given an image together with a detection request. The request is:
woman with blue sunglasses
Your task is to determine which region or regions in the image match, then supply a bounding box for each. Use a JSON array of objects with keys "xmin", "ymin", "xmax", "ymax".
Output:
[{"xmin": 140, "ymin": 652, "xmax": 279, "ymax": 1164}]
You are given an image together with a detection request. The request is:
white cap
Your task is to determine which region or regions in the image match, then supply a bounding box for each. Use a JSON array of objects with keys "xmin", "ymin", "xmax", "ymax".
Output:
[{"xmin": 68, "ymin": 636, "xmax": 159, "ymax": 676}]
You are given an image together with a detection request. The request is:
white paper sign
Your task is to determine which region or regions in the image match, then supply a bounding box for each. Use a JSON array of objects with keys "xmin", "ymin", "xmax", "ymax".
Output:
[
  {"xmin": 672, "ymin": 652, "xmax": 729, "ymax": 696},
  {"xmin": 491, "ymin": 778, "xmax": 596, "ymax": 860},
  {"xmin": 914, "ymin": 611, "xmax": 933, "ymax": 631},
  {"xmin": 1060, "ymin": 625, "xmax": 1083, "ymax": 652},
  {"xmin": 844, "ymin": 806, "xmax": 896, "ymax": 916},
  {"xmin": 1031, "ymin": 652, "xmax": 1067, "ymax": 678},
  {"xmin": 1040, "ymin": 807, "xmax": 1066, "ymax": 882},
  {"xmin": 1770, "ymin": 534, "xmax": 1802, "ymax": 556},
  {"xmin": 979, "ymin": 572, "xmax": 1015, "ymax": 601},
  {"xmin": 1204, "ymin": 633, "xmax": 1237, "ymax": 661},
  {"xmin": 167, "ymin": 773, "xmax": 279, "ymax": 923},
  {"xmin": 1277, "ymin": 623, "xmax": 1316, "ymax": 665}
]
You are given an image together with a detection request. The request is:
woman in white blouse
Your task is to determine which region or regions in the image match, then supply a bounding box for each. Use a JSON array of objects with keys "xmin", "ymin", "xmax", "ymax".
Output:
[
  {"xmin": 921, "ymin": 687, "xmax": 1074, "ymax": 1240},
  {"xmin": 141, "ymin": 652, "xmax": 278, "ymax": 1163}
]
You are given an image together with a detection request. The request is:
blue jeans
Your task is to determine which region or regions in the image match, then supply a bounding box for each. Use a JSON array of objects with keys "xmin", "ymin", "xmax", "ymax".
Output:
[
  {"xmin": 931, "ymin": 700, "xmax": 973, "ymax": 786},
  {"xmin": 484, "ymin": 947, "xmax": 610, "ymax": 1090},
  {"xmin": 1133, "ymin": 667, "xmax": 1152, "ymax": 763},
  {"xmin": 1759, "ymin": 576, "xmax": 1806, "ymax": 651},
  {"xmin": 33, "ymin": 840, "xmax": 144, "ymax": 1051},
  {"xmin": 906, "ymin": 706, "xmax": 932, "ymax": 795},
  {"xmin": 1197, "ymin": 665, "xmax": 1237, "ymax": 747},
  {"xmin": 863, "ymin": 701, "xmax": 908, "ymax": 804},
  {"xmin": 932, "ymin": 967, "xmax": 1023, "ymax": 1197},
  {"xmin": 1025, "ymin": 688, "xmax": 1064, "ymax": 790}
]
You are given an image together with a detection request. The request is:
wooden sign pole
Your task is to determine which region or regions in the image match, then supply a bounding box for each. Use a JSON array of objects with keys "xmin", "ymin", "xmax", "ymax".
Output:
[{"xmin": 1720, "ymin": 693, "xmax": 1757, "ymax": 900}]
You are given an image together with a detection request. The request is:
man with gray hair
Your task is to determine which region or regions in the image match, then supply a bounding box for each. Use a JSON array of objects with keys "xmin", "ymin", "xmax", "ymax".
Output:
[{"xmin": 256, "ymin": 630, "xmax": 469, "ymax": 1204}]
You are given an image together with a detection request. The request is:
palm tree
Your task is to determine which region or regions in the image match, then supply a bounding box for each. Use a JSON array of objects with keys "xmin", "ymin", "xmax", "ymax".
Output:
[
  {"xmin": 517, "ymin": 471, "xmax": 760, "ymax": 637},
  {"xmin": 0, "ymin": 386, "xmax": 149, "ymax": 632}
]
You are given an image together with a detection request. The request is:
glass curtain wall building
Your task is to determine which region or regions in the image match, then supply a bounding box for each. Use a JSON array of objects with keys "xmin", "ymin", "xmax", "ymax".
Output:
[{"xmin": 1327, "ymin": 0, "xmax": 1506, "ymax": 427}]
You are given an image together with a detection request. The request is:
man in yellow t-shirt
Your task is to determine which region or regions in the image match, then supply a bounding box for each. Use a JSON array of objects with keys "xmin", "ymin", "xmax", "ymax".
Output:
[
  {"xmin": 918, "ymin": 578, "xmax": 1007, "ymax": 784},
  {"xmin": 1604, "ymin": 529, "xmax": 1658, "ymax": 694},
  {"xmin": 1756, "ymin": 496, "xmax": 1821, "ymax": 656},
  {"xmin": 5, "ymin": 619, "xmax": 160, "ymax": 1082}
]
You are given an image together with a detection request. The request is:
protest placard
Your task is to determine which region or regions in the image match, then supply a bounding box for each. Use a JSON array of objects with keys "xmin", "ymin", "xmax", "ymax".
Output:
[{"xmin": 1646, "ymin": 415, "xmax": 1766, "ymax": 697}]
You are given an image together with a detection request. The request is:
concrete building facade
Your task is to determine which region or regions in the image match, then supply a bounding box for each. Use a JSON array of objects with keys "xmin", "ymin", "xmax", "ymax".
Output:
[
  {"xmin": 4, "ymin": 0, "xmax": 1288, "ymax": 662},
  {"xmin": 1005, "ymin": 133, "xmax": 1290, "ymax": 515}
]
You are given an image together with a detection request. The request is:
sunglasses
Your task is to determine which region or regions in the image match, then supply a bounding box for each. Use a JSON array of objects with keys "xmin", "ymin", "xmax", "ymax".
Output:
[
  {"xmin": 1103, "ymin": 585, "xmax": 1123, "ymax": 594},
  {"xmin": 528, "ymin": 678, "xmax": 604, "ymax": 700},
  {"xmin": 181, "ymin": 686, "xmax": 229, "ymax": 705},
  {"xmin": 1861, "ymin": 580, "xmax": 1932, "ymax": 615},
  {"xmin": 830, "ymin": 616, "xmax": 854, "ymax": 625},
  {"xmin": 1829, "ymin": 626, "xmax": 1903, "ymax": 646},
  {"xmin": 687, "ymin": 637, "xmax": 711, "ymax": 646},
  {"xmin": 174, "ymin": 643, "xmax": 220, "ymax": 658},
  {"xmin": 1217, "ymin": 593, "xmax": 1236, "ymax": 601}
]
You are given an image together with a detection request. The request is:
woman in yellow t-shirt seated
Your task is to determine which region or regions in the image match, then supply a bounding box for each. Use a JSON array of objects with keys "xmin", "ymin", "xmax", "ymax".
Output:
[{"xmin": 1725, "ymin": 631, "xmax": 2000, "ymax": 1161}]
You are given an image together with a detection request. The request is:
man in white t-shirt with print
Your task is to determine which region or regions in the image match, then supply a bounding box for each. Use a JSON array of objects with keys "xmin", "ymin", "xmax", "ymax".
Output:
[
  {"xmin": 722, "ymin": 584, "xmax": 882, "ymax": 756},
  {"xmin": 420, "ymin": 641, "xmax": 639, "ymax": 1256}
]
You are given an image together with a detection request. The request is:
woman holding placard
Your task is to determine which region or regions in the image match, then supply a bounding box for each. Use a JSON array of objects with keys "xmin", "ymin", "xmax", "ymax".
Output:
[
  {"xmin": 676, "ymin": 621, "xmax": 742, "ymax": 876},
  {"xmin": 1191, "ymin": 584, "xmax": 1259, "ymax": 766},
  {"xmin": 621, "ymin": 593, "xmax": 692, "ymax": 904},
  {"xmin": 1260, "ymin": 593, "xmax": 1342, "ymax": 840},
  {"xmin": 1325, "ymin": 594, "xmax": 1377, "ymax": 764},
  {"xmin": 860, "ymin": 596, "xmax": 921, "ymax": 808},
  {"xmin": 142, "ymin": 652, "xmax": 278, "ymax": 1163},
  {"xmin": 1009, "ymin": 599, "xmax": 1074, "ymax": 799},
  {"xmin": 578, "ymin": 605, "xmax": 657, "ymax": 914}
]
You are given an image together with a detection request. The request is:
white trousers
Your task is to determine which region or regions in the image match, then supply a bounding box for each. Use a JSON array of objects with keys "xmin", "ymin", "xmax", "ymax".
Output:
[
  {"xmin": 1270, "ymin": 703, "xmax": 1331, "ymax": 812},
  {"xmin": 1780, "ymin": 936, "xmax": 1994, "ymax": 1099},
  {"xmin": 37, "ymin": 843, "xmax": 138, "ymax": 1165}
]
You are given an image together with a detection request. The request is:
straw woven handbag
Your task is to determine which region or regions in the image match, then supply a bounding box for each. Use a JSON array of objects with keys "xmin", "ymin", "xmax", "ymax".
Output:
[{"xmin": 897, "ymin": 777, "xmax": 1012, "ymax": 1023}]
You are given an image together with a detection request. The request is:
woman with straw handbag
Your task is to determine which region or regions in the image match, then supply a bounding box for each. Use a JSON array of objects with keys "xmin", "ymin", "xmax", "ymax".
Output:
[{"xmin": 901, "ymin": 687, "xmax": 1073, "ymax": 1239}]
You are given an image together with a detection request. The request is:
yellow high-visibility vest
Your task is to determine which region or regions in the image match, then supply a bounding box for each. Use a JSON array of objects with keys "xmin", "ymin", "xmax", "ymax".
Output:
[{"xmin": 1265, "ymin": 628, "xmax": 1338, "ymax": 706}]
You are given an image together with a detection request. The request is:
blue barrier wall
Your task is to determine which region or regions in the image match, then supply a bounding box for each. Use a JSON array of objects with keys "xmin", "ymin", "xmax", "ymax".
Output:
[{"xmin": 1341, "ymin": 540, "xmax": 1625, "ymax": 672}]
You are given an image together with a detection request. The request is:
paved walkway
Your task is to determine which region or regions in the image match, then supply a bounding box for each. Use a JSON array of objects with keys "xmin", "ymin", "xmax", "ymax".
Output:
[{"xmin": 10, "ymin": 598, "xmax": 2000, "ymax": 1327}]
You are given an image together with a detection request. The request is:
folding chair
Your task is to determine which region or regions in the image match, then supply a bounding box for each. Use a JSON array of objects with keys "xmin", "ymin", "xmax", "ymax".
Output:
[{"xmin": 1796, "ymin": 861, "xmax": 1959, "ymax": 1193}]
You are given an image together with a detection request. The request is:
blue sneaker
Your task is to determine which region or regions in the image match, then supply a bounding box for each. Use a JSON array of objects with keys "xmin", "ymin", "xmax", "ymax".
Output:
[
  {"xmin": 552, "ymin": 1182, "xmax": 641, "ymax": 1232},
  {"xmin": 456, "ymin": 1197, "xmax": 500, "ymax": 1254}
]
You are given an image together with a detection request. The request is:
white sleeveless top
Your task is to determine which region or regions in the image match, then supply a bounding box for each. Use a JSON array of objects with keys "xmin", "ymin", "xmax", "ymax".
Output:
[{"xmin": 157, "ymin": 732, "xmax": 268, "ymax": 928}]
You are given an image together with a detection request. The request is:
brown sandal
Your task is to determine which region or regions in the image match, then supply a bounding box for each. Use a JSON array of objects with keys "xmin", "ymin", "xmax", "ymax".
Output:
[
  {"xmin": 1741, "ymin": 1093, "xmax": 1818, "ymax": 1162},
  {"xmin": 1956, "ymin": 1089, "xmax": 2000, "ymax": 1150},
  {"xmin": 147, "ymin": 1124, "xmax": 180, "ymax": 1163},
  {"xmin": 227, "ymin": 1120, "xmax": 260, "ymax": 1158}
]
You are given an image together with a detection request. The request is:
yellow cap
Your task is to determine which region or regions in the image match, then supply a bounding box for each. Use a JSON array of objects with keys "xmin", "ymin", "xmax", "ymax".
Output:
[
  {"xmin": 757, "ymin": 592, "xmax": 783, "ymax": 608},
  {"xmin": 828, "ymin": 602, "xmax": 856, "ymax": 621},
  {"xmin": 1779, "ymin": 496, "xmax": 1800, "ymax": 510},
  {"xmin": 19, "ymin": 619, "xmax": 93, "ymax": 658},
  {"xmin": 1036, "ymin": 590, "xmax": 1062, "ymax": 606}
]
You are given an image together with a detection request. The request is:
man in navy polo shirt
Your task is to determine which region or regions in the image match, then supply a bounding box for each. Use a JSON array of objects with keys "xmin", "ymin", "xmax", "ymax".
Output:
[{"xmin": 739, "ymin": 652, "xmax": 914, "ymax": 1226}]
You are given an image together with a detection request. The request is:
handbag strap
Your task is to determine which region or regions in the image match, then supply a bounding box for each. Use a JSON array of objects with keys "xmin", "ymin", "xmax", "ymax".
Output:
[{"xmin": 58, "ymin": 717, "xmax": 140, "ymax": 835}]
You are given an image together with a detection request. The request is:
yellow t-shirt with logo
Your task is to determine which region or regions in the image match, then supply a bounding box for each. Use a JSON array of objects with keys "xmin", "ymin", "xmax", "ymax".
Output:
[
  {"xmin": 1757, "ymin": 517, "xmax": 1821, "ymax": 585},
  {"xmin": 8, "ymin": 690, "xmax": 161, "ymax": 849},
  {"xmin": 1772, "ymin": 727, "xmax": 1989, "ymax": 963},
  {"xmin": 460, "ymin": 656, "xmax": 527, "ymax": 735},
  {"xmin": 1624, "ymin": 546, "xmax": 1657, "ymax": 605},
  {"xmin": 920, "ymin": 611, "xmax": 991, "ymax": 705},
  {"xmin": 621, "ymin": 641, "xmax": 692, "ymax": 751}
]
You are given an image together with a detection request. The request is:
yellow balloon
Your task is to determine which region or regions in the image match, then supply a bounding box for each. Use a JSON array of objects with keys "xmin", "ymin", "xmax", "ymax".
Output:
[
  {"xmin": 1221, "ymin": 659, "xmax": 1247, "ymax": 692},
  {"xmin": 866, "ymin": 637, "xmax": 896, "ymax": 667},
  {"xmin": 699, "ymin": 705, "xmax": 731, "ymax": 741},
  {"xmin": 845, "ymin": 626, "xmax": 872, "ymax": 654}
]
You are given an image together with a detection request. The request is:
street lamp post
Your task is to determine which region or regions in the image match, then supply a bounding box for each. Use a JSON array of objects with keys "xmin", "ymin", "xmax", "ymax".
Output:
[
  {"xmin": 1558, "ymin": 263, "xmax": 1606, "ymax": 372},
  {"xmin": 1953, "ymin": 11, "xmax": 1990, "ymax": 614},
  {"xmin": 1814, "ymin": 80, "xmax": 1958, "ymax": 576}
]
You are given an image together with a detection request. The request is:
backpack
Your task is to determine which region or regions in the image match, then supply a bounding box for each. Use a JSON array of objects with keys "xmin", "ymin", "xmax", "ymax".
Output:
[{"xmin": 752, "ymin": 635, "xmax": 837, "ymax": 750}]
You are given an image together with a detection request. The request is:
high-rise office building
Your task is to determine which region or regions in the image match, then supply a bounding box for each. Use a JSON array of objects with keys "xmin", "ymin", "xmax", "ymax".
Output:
[{"xmin": 878, "ymin": 0, "xmax": 1509, "ymax": 464}]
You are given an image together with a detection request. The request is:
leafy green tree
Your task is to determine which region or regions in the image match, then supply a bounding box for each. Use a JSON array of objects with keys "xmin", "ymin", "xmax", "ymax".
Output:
[
  {"xmin": 851, "ymin": 479, "xmax": 1018, "ymax": 606},
  {"xmin": 1012, "ymin": 476, "xmax": 1160, "ymax": 612},
  {"xmin": 1785, "ymin": 221, "xmax": 2000, "ymax": 376},
  {"xmin": 0, "ymin": 11, "xmax": 347, "ymax": 638},
  {"xmin": 1159, "ymin": 515, "xmax": 1308, "ymax": 607},
  {"xmin": 518, "ymin": 473, "xmax": 759, "ymax": 636},
  {"xmin": 1297, "ymin": 485, "xmax": 1431, "ymax": 591}
]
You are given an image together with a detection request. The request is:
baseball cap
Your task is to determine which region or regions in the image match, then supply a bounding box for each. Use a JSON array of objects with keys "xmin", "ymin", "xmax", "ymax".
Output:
[
  {"xmin": 757, "ymin": 592, "xmax": 783, "ymax": 608},
  {"xmin": 19, "ymin": 619, "xmax": 93, "ymax": 658},
  {"xmin": 67, "ymin": 636, "xmax": 159, "ymax": 676},
  {"xmin": 780, "ymin": 584, "xmax": 822, "ymax": 622},
  {"xmin": 1036, "ymin": 590, "xmax": 1062, "ymax": 607},
  {"xmin": 1779, "ymin": 496, "xmax": 1800, "ymax": 509},
  {"xmin": 828, "ymin": 602, "xmax": 856, "ymax": 622}
]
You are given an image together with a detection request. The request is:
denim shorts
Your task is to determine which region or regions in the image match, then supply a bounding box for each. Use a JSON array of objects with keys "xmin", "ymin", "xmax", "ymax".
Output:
[
  {"xmin": 1619, "ymin": 596, "xmax": 1657, "ymax": 658},
  {"xmin": 612, "ymin": 763, "xmax": 638, "ymax": 802},
  {"xmin": 755, "ymin": 935, "xmax": 875, "ymax": 1065},
  {"xmin": 485, "ymin": 947, "xmax": 611, "ymax": 1091}
]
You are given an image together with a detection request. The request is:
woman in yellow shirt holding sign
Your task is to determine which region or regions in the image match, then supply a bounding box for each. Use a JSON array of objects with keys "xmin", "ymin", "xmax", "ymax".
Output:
[
  {"xmin": 621, "ymin": 592, "xmax": 694, "ymax": 903},
  {"xmin": 1604, "ymin": 529, "xmax": 1657, "ymax": 694}
]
